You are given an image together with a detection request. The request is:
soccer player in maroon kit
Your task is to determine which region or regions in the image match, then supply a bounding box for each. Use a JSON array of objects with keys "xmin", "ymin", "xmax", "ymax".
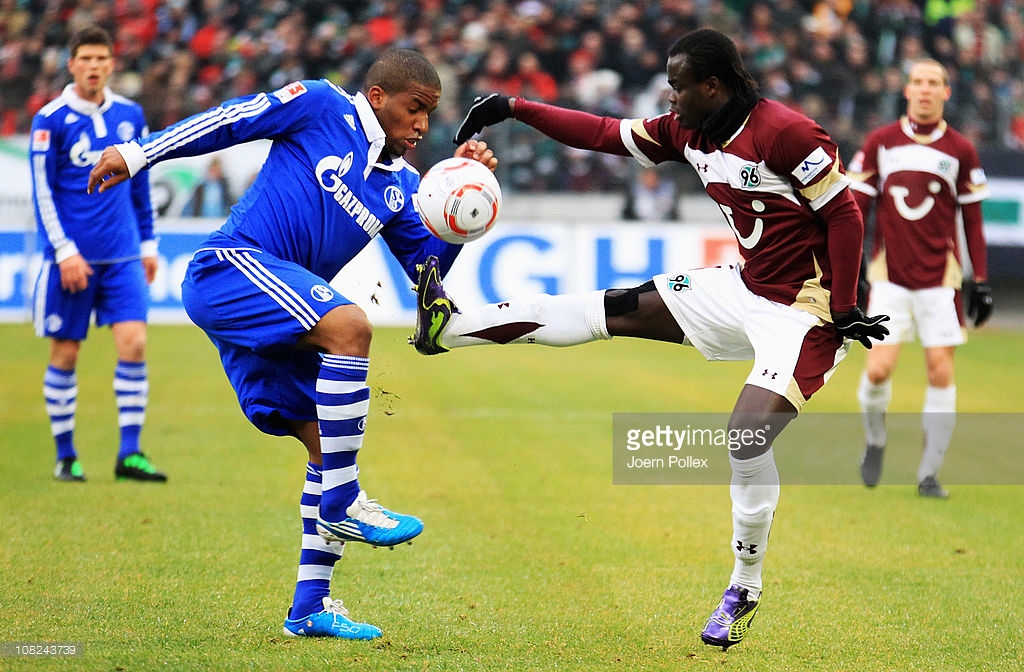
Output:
[
  {"xmin": 412, "ymin": 28, "xmax": 889, "ymax": 650},
  {"xmin": 848, "ymin": 58, "xmax": 993, "ymax": 499}
]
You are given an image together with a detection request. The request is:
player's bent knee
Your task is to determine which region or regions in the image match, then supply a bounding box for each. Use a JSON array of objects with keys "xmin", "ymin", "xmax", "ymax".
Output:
[
  {"xmin": 306, "ymin": 304, "xmax": 373, "ymax": 355},
  {"xmin": 604, "ymin": 280, "xmax": 656, "ymax": 317}
]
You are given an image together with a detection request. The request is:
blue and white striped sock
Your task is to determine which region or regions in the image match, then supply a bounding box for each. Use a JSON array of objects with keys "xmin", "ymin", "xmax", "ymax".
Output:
[
  {"xmin": 44, "ymin": 366, "xmax": 77, "ymax": 461},
  {"xmin": 291, "ymin": 463, "xmax": 344, "ymax": 618},
  {"xmin": 317, "ymin": 354, "xmax": 370, "ymax": 522},
  {"xmin": 114, "ymin": 361, "xmax": 148, "ymax": 459}
]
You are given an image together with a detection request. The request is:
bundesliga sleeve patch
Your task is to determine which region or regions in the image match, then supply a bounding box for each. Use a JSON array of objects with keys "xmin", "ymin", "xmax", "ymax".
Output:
[
  {"xmin": 273, "ymin": 81, "xmax": 307, "ymax": 104},
  {"xmin": 32, "ymin": 129, "xmax": 51, "ymax": 151},
  {"xmin": 970, "ymin": 167, "xmax": 987, "ymax": 186},
  {"xmin": 792, "ymin": 146, "xmax": 831, "ymax": 185}
]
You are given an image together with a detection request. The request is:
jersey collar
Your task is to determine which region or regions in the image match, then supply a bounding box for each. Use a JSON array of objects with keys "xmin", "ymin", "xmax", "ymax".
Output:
[
  {"xmin": 61, "ymin": 83, "xmax": 114, "ymax": 116},
  {"xmin": 900, "ymin": 115, "xmax": 947, "ymax": 143},
  {"xmin": 701, "ymin": 93, "xmax": 761, "ymax": 146},
  {"xmin": 353, "ymin": 90, "xmax": 411, "ymax": 178}
]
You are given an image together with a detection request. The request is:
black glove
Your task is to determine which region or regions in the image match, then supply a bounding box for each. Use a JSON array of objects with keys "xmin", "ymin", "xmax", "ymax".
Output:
[
  {"xmin": 833, "ymin": 307, "xmax": 890, "ymax": 349},
  {"xmin": 453, "ymin": 94, "xmax": 513, "ymax": 145},
  {"xmin": 967, "ymin": 281, "xmax": 994, "ymax": 327}
]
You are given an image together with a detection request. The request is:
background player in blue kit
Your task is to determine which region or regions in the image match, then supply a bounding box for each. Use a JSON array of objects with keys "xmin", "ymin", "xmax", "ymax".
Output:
[
  {"xmin": 88, "ymin": 48, "xmax": 497, "ymax": 639},
  {"xmin": 30, "ymin": 26, "xmax": 167, "ymax": 484}
]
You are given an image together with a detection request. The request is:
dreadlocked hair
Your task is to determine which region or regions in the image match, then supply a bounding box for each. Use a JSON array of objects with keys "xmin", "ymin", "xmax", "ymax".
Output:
[{"xmin": 668, "ymin": 29, "xmax": 758, "ymax": 99}]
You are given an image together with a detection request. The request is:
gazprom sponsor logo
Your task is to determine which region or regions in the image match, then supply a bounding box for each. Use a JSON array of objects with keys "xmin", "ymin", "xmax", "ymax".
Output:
[
  {"xmin": 315, "ymin": 152, "xmax": 383, "ymax": 237},
  {"xmin": 70, "ymin": 132, "xmax": 103, "ymax": 167}
]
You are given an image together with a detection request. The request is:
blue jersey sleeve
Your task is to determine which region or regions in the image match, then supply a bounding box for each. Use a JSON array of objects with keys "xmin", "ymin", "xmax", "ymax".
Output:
[
  {"xmin": 29, "ymin": 113, "xmax": 74, "ymax": 257},
  {"xmin": 380, "ymin": 204, "xmax": 462, "ymax": 283},
  {"xmin": 139, "ymin": 81, "xmax": 323, "ymax": 166}
]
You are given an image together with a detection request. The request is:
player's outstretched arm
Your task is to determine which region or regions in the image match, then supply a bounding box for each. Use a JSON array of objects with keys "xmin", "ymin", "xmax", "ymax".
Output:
[
  {"xmin": 453, "ymin": 94, "xmax": 513, "ymax": 145},
  {"xmin": 832, "ymin": 307, "xmax": 890, "ymax": 349}
]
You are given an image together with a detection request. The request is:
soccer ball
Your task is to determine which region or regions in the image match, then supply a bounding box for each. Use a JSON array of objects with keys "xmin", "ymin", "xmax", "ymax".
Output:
[{"xmin": 415, "ymin": 157, "xmax": 502, "ymax": 244}]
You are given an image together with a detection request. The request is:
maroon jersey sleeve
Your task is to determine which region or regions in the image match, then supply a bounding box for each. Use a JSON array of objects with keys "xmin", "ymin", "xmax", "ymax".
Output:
[
  {"xmin": 954, "ymin": 138, "xmax": 989, "ymax": 281},
  {"xmin": 962, "ymin": 201, "xmax": 988, "ymax": 281},
  {"xmin": 513, "ymin": 98, "xmax": 631, "ymax": 156}
]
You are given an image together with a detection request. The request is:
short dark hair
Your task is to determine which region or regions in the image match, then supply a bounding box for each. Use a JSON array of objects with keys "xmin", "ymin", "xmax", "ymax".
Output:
[
  {"xmin": 68, "ymin": 26, "xmax": 113, "ymax": 58},
  {"xmin": 364, "ymin": 48, "xmax": 441, "ymax": 94},
  {"xmin": 668, "ymin": 29, "xmax": 759, "ymax": 99}
]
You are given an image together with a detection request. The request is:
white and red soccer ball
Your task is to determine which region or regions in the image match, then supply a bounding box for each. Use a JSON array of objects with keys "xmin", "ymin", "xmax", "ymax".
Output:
[{"xmin": 415, "ymin": 157, "xmax": 502, "ymax": 244}]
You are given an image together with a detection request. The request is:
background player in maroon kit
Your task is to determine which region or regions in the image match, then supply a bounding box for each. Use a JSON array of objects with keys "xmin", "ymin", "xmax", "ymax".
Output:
[
  {"xmin": 848, "ymin": 58, "xmax": 993, "ymax": 499},
  {"xmin": 412, "ymin": 28, "xmax": 889, "ymax": 650}
]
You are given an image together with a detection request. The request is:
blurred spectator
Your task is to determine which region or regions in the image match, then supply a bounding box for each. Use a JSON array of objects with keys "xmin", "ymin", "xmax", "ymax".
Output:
[
  {"xmin": 506, "ymin": 50, "xmax": 558, "ymax": 102},
  {"xmin": 622, "ymin": 167, "xmax": 680, "ymax": 222},
  {"xmin": 2, "ymin": 0, "xmax": 1023, "ymax": 197},
  {"xmin": 185, "ymin": 157, "xmax": 235, "ymax": 218},
  {"xmin": 953, "ymin": 3, "xmax": 1006, "ymax": 66},
  {"xmin": 0, "ymin": 0, "xmax": 31, "ymax": 40}
]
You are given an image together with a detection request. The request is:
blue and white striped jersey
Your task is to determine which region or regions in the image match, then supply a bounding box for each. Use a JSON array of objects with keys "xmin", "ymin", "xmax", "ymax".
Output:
[
  {"xmin": 30, "ymin": 84, "xmax": 154, "ymax": 264},
  {"xmin": 130, "ymin": 79, "xmax": 458, "ymax": 283}
]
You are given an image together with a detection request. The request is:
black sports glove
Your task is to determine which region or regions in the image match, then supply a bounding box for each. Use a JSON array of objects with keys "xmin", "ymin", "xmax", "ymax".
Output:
[
  {"xmin": 967, "ymin": 281, "xmax": 994, "ymax": 327},
  {"xmin": 833, "ymin": 307, "xmax": 890, "ymax": 349},
  {"xmin": 453, "ymin": 94, "xmax": 513, "ymax": 145}
]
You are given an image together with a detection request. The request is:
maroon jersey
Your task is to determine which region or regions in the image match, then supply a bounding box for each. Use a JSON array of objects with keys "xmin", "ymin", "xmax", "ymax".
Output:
[
  {"xmin": 848, "ymin": 117, "xmax": 989, "ymax": 290},
  {"xmin": 515, "ymin": 97, "xmax": 863, "ymax": 319}
]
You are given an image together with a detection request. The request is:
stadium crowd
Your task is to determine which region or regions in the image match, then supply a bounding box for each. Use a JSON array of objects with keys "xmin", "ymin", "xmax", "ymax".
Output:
[{"xmin": 3, "ymin": 0, "xmax": 1024, "ymax": 193}]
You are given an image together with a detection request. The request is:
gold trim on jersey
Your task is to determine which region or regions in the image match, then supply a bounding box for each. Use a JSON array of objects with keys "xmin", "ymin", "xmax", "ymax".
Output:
[
  {"xmin": 791, "ymin": 253, "xmax": 832, "ymax": 323},
  {"xmin": 900, "ymin": 116, "xmax": 948, "ymax": 144},
  {"xmin": 943, "ymin": 250, "xmax": 963, "ymax": 289},
  {"xmin": 631, "ymin": 119, "xmax": 659, "ymax": 146},
  {"xmin": 784, "ymin": 378, "xmax": 808, "ymax": 411},
  {"xmin": 868, "ymin": 248, "xmax": 962, "ymax": 289},
  {"xmin": 867, "ymin": 249, "xmax": 888, "ymax": 283}
]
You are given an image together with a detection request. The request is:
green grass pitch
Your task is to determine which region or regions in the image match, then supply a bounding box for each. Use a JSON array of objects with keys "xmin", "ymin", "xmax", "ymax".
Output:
[{"xmin": 1, "ymin": 322, "xmax": 1022, "ymax": 671}]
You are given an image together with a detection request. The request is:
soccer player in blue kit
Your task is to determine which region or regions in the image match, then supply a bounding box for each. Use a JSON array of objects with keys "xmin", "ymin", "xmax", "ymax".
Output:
[
  {"xmin": 88, "ymin": 48, "xmax": 497, "ymax": 639},
  {"xmin": 30, "ymin": 26, "xmax": 167, "ymax": 484}
]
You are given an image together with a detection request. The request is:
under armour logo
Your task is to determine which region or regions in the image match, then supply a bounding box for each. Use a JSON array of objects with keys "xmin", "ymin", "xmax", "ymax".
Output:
[
  {"xmin": 498, "ymin": 302, "xmax": 510, "ymax": 309},
  {"xmin": 736, "ymin": 541, "xmax": 758, "ymax": 555},
  {"xmin": 696, "ymin": 163, "xmax": 709, "ymax": 173},
  {"xmin": 762, "ymin": 369, "xmax": 778, "ymax": 380}
]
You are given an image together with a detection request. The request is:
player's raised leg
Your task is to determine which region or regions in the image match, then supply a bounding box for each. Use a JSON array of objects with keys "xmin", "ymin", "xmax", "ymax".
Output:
[
  {"xmin": 412, "ymin": 256, "xmax": 609, "ymax": 354},
  {"xmin": 303, "ymin": 305, "xmax": 423, "ymax": 548}
]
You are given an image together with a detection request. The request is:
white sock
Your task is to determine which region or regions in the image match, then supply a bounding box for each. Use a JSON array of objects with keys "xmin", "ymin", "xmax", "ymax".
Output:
[
  {"xmin": 728, "ymin": 448, "xmax": 780, "ymax": 600},
  {"xmin": 440, "ymin": 290, "xmax": 610, "ymax": 349},
  {"xmin": 918, "ymin": 385, "xmax": 956, "ymax": 482},
  {"xmin": 857, "ymin": 371, "xmax": 891, "ymax": 448}
]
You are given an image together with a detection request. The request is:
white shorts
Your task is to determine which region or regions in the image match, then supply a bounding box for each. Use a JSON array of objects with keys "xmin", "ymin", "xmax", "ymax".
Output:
[
  {"xmin": 866, "ymin": 281, "xmax": 965, "ymax": 348},
  {"xmin": 653, "ymin": 264, "xmax": 849, "ymax": 410}
]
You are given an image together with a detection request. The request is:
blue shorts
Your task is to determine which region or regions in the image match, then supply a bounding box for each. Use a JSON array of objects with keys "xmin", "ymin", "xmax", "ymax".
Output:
[
  {"xmin": 32, "ymin": 259, "xmax": 148, "ymax": 340},
  {"xmin": 181, "ymin": 247, "xmax": 354, "ymax": 436}
]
